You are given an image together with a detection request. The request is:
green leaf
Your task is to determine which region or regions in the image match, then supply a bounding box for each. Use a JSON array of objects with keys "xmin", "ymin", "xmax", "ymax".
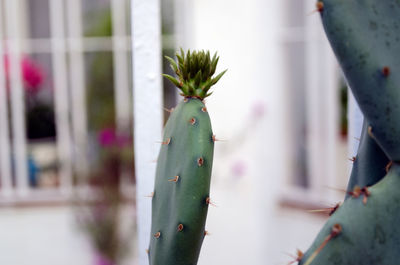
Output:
[
  {"xmin": 211, "ymin": 69, "xmax": 227, "ymax": 85},
  {"xmin": 210, "ymin": 56, "xmax": 220, "ymax": 76},
  {"xmin": 205, "ymin": 91, "xmax": 213, "ymax": 98},
  {"xmin": 165, "ymin": 56, "xmax": 178, "ymax": 73},
  {"xmin": 188, "ymin": 82, "xmax": 195, "ymax": 94},
  {"xmin": 176, "ymin": 54, "xmax": 184, "ymax": 65},
  {"xmin": 162, "ymin": 74, "xmax": 181, "ymax": 88},
  {"xmin": 194, "ymin": 70, "xmax": 202, "ymax": 87}
]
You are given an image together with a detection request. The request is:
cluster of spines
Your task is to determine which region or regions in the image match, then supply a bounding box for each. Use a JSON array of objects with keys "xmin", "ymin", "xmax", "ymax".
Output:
[{"xmin": 163, "ymin": 49, "xmax": 227, "ymax": 99}]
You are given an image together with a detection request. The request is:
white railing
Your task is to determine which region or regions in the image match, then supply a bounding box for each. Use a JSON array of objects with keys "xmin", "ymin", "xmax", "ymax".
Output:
[
  {"xmin": 5, "ymin": 0, "xmax": 29, "ymax": 196},
  {"xmin": 0, "ymin": 0, "xmax": 12, "ymax": 197}
]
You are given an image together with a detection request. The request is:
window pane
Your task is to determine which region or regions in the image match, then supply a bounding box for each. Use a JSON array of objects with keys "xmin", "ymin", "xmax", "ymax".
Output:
[
  {"xmin": 82, "ymin": 0, "xmax": 112, "ymax": 37},
  {"xmin": 27, "ymin": 0, "xmax": 51, "ymax": 38}
]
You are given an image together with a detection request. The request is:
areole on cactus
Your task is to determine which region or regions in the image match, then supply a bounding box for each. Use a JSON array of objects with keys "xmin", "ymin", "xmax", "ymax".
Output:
[
  {"xmin": 298, "ymin": 1, "xmax": 400, "ymax": 264},
  {"xmin": 148, "ymin": 49, "xmax": 226, "ymax": 265}
]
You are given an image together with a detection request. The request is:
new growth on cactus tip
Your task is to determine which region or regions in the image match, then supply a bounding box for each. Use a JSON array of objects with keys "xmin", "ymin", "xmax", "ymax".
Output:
[{"xmin": 163, "ymin": 48, "xmax": 227, "ymax": 100}]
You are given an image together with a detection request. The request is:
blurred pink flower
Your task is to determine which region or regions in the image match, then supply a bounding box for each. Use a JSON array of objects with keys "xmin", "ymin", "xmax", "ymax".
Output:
[
  {"xmin": 98, "ymin": 127, "xmax": 132, "ymax": 148},
  {"xmin": 232, "ymin": 160, "xmax": 247, "ymax": 177},
  {"xmin": 98, "ymin": 128, "xmax": 117, "ymax": 147},
  {"xmin": 252, "ymin": 101, "xmax": 266, "ymax": 119},
  {"xmin": 21, "ymin": 56, "xmax": 44, "ymax": 94},
  {"xmin": 4, "ymin": 54, "xmax": 44, "ymax": 95}
]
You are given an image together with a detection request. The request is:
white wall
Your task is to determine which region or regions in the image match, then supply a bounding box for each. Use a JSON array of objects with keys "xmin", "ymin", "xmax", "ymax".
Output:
[
  {"xmin": 0, "ymin": 207, "xmax": 92, "ymax": 265},
  {"xmin": 0, "ymin": 206, "xmax": 137, "ymax": 265},
  {"xmin": 185, "ymin": 1, "xmax": 328, "ymax": 265}
]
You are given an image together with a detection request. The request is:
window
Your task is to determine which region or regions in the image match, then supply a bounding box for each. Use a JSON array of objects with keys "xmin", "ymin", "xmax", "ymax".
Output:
[
  {"xmin": 0, "ymin": 0, "xmax": 135, "ymax": 204},
  {"xmin": 280, "ymin": 0, "xmax": 347, "ymax": 205}
]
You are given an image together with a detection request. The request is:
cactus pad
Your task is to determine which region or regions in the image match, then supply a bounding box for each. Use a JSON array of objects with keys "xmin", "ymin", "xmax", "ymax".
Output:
[
  {"xmin": 300, "ymin": 163, "xmax": 400, "ymax": 265},
  {"xmin": 149, "ymin": 50, "xmax": 225, "ymax": 265},
  {"xmin": 318, "ymin": 0, "xmax": 400, "ymax": 161}
]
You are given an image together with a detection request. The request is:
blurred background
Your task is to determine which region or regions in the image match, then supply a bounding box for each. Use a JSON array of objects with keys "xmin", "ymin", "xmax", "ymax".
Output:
[{"xmin": 0, "ymin": 0, "xmax": 354, "ymax": 264}]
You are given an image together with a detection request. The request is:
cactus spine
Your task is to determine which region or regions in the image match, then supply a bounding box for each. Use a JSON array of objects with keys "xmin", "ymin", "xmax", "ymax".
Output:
[
  {"xmin": 298, "ymin": 1, "xmax": 400, "ymax": 264},
  {"xmin": 148, "ymin": 49, "xmax": 226, "ymax": 265}
]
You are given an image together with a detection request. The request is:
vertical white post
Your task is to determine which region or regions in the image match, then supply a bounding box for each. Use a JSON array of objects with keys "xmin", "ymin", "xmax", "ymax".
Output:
[
  {"xmin": 49, "ymin": 0, "xmax": 73, "ymax": 192},
  {"xmin": 5, "ymin": 0, "xmax": 29, "ymax": 195},
  {"xmin": 0, "ymin": 0, "xmax": 13, "ymax": 196},
  {"xmin": 111, "ymin": 0, "xmax": 131, "ymax": 133},
  {"xmin": 132, "ymin": 0, "xmax": 163, "ymax": 264},
  {"xmin": 66, "ymin": 0, "xmax": 89, "ymax": 180}
]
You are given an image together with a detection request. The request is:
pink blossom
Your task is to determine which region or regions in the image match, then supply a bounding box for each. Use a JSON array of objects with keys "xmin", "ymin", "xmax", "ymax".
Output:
[
  {"xmin": 98, "ymin": 128, "xmax": 117, "ymax": 147},
  {"xmin": 98, "ymin": 127, "xmax": 132, "ymax": 148},
  {"xmin": 3, "ymin": 54, "xmax": 44, "ymax": 95},
  {"xmin": 232, "ymin": 160, "xmax": 247, "ymax": 177},
  {"xmin": 21, "ymin": 56, "xmax": 44, "ymax": 94},
  {"xmin": 252, "ymin": 101, "xmax": 266, "ymax": 119}
]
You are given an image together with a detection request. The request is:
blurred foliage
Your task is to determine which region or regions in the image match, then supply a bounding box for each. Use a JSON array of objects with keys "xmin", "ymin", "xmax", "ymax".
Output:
[
  {"xmin": 86, "ymin": 10, "xmax": 114, "ymax": 131},
  {"xmin": 77, "ymin": 7, "xmax": 135, "ymax": 264}
]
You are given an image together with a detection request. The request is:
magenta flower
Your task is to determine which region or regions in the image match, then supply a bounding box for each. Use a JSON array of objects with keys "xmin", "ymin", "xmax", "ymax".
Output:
[
  {"xmin": 98, "ymin": 128, "xmax": 117, "ymax": 147},
  {"xmin": 98, "ymin": 127, "xmax": 132, "ymax": 148},
  {"xmin": 21, "ymin": 56, "xmax": 44, "ymax": 94},
  {"xmin": 3, "ymin": 54, "xmax": 44, "ymax": 96}
]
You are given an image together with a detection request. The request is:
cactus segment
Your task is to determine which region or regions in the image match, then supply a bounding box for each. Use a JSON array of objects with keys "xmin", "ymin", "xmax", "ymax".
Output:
[
  {"xmin": 149, "ymin": 49, "xmax": 225, "ymax": 265},
  {"xmin": 149, "ymin": 98, "xmax": 214, "ymax": 265},
  {"xmin": 345, "ymin": 120, "xmax": 389, "ymax": 198},
  {"xmin": 299, "ymin": 163, "xmax": 400, "ymax": 265},
  {"xmin": 163, "ymin": 49, "xmax": 227, "ymax": 100},
  {"xmin": 299, "ymin": 2, "xmax": 400, "ymax": 263},
  {"xmin": 319, "ymin": 0, "xmax": 400, "ymax": 161}
]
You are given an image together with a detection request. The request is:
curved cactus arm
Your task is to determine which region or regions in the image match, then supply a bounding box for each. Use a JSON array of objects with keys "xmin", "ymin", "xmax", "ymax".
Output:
[
  {"xmin": 299, "ymin": 164, "xmax": 400, "ymax": 265},
  {"xmin": 319, "ymin": 0, "xmax": 400, "ymax": 161},
  {"xmin": 148, "ymin": 49, "xmax": 226, "ymax": 265},
  {"xmin": 297, "ymin": 2, "xmax": 400, "ymax": 264}
]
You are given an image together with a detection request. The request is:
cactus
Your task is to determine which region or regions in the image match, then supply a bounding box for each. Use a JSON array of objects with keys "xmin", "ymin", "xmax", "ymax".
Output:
[
  {"xmin": 345, "ymin": 120, "xmax": 389, "ymax": 197},
  {"xmin": 148, "ymin": 49, "xmax": 226, "ymax": 265},
  {"xmin": 317, "ymin": 0, "xmax": 400, "ymax": 161},
  {"xmin": 300, "ymin": 164, "xmax": 400, "ymax": 265},
  {"xmin": 298, "ymin": 1, "xmax": 400, "ymax": 264}
]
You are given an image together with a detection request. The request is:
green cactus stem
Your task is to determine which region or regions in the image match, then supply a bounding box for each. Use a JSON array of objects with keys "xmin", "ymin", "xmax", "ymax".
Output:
[
  {"xmin": 148, "ymin": 49, "xmax": 226, "ymax": 265},
  {"xmin": 318, "ymin": 0, "xmax": 400, "ymax": 161},
  {"xmin": 298, "ymin": 1, "xmax": 400, "ymax": 264},
  {"xmin": 300, "ymin": 163, "xmax": 400, "ymax": 265}
]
